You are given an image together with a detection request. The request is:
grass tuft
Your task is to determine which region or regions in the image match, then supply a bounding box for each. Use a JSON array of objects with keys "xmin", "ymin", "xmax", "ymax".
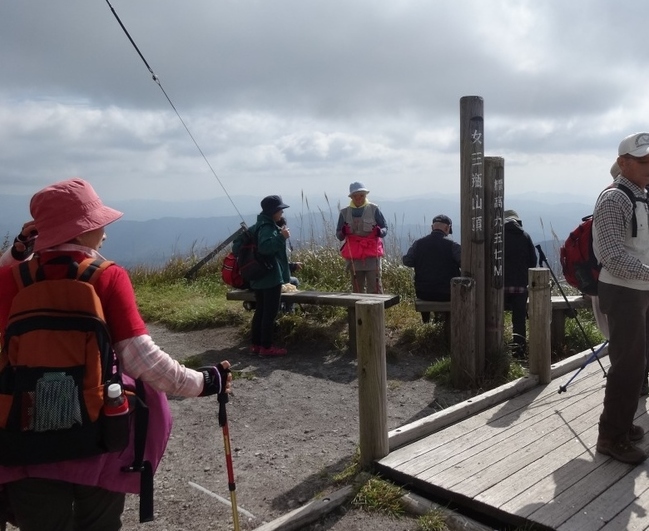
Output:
[
  {"xmin": 352, "ymin": 477, "xmax": 405, "ymax": 517},
  {"xmin": 417, "ymin": 510, "xmax": 449, "ymax": 531}
]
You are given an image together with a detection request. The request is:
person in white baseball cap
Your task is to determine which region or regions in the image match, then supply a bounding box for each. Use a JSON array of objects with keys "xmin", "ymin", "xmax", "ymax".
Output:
[
  {"xmin": 618, "ymin": 132, "xmax": 649, "ymax": 158},
  {"xmin": 591, "ymin": 132, "xmax": 649, "ymax": 465}
]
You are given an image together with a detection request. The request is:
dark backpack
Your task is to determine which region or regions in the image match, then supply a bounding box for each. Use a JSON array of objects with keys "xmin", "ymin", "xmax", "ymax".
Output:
[
  {"xmin": 560, "ymin": 183, "xmax": 642, "ymax": 295},
  {"xmin": 236, "ymin": 226, "xmax": 274, "ymax": 283}
]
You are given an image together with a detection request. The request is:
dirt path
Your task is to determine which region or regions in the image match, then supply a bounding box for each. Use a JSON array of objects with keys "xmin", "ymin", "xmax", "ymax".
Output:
[{"xmin": 119, "ymin": 323, "xmax": 471, "ymax": 530}]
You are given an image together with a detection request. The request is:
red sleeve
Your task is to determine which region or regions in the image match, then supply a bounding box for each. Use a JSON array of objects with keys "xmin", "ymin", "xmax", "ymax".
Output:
[
  {"xmin": 92, "ymin": 264, "xmax": 148, "ymax": 343},
  {"xmin": 0, "ymin": 266, "xmax": 18, "ymax": 333}
]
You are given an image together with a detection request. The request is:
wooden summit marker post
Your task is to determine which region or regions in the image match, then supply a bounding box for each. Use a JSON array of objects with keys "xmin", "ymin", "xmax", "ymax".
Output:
[
  {"xmin": 458, "ymin": 96, "xmax": 486, "ymax": 379},
  {"xmin": 484, "ymin": 157, "xmax": 505, "ymax": 364}
]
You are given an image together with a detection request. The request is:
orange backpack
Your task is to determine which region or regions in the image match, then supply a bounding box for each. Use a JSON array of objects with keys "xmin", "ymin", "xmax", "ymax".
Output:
[{"xmin": 0, "ymin": 256, "xmax": 123, "ymax": 465}]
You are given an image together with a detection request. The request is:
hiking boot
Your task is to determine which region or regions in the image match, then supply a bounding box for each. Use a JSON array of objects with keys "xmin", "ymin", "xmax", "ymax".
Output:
[
  {"xmin": 596, "ymin": 437, "xmax": 648, "ymax": 465},
  {"xmin": 250, "ymin": 345, "xmax": 260, "ymax": 354},
  {"xmin": 630, "ymin": 424, "xmax": 645, "ymax": 442},
  {"xmin": 259, "ymin": 346, "xmax": 287, "ymax": 357}
]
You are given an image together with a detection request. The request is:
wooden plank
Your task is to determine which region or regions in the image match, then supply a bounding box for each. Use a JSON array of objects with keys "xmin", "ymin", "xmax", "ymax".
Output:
[
  {"xmin": 558, "ymin": 457, "xmax": 649, "ymax": 531},
  {"xmin": 495, "ymin": 392, "xmax": 646, "ymax": 529},
  {"xmin": 388, "ymin": 375, "xmax": 539, "ymax": 452},
  {"xmin": 476, "ymin": 422, "xmax": 599, "ymax": 509},
  {"xmin": 549, "ymin": 295, "xmax": 591, "ymax": 310},
  {"xmin": 392, "ymin": 373, "xmax": 585, "ymax": 475},
  {"xmin": 226, "ymin": 289, "xmax": 400, "ymax": 309},
  {"xmin": 412, "ymin": 369, "xmax": 605, "ymax": 486},
  {"xmin": 386, "ymin": 344, "xmax": 608, "ymax": 452},
  {"xmin": 252, "ymin": 485, "xmax": 354, "ymax": 531},
  {"xmin": 414, "ymin": 300, "xmax": 451, "ymax": 312},
  {"xmin": 415, "ymin": 295, "xmax": 590, "ymax": 313},
  {"xmin": 376, "ymin": 349, "xmax": 649, "ymax": 531},
  {"xmin": 599, "ymin": 480, "xmax": 649, "ymax": 530},
  {"xmin": 449, "ymin": 401, "xmax": 603, "ymax": 499},
  {"xmin": 526, "ymin": 458, "xmax": 634, "ymax": 529}
]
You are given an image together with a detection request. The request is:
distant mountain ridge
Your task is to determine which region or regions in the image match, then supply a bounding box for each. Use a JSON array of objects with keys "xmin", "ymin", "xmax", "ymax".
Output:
[{"xmin": 0, "ymin": 192, "xmax": 590, "ymax": 270}]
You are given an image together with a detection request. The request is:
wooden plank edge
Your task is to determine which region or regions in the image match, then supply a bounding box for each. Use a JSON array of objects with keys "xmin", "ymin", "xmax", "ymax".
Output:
[
  {"xmin": 401, "ymin": 492, "xmax": 496, "ymax": 531},
  {"xmin": 387, "ymin": 343, "xmax": 608, "ymax": 451},
  {"xmin": 251, "ymin": 485, "xmax": 355, "ymax": 531},
  {"xmin": 388, "ymin": 375, "xmax": 539, "ymax": 450}
]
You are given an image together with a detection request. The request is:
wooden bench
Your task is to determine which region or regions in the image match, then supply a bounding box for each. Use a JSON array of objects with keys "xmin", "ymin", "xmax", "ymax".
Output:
[
  {"xmin": 226, "ymin": 290, "xmax": 400, "ymax": 354},
  {"xmin": 414, "ymin": 295, "xmax": 591, "ymax": 350}
]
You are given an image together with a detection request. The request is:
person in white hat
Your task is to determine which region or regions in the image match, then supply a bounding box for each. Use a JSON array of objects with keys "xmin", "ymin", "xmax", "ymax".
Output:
[
  {"xmin": 335, "ymin": 182, "xmax": 388, "ymax": 293},
  {"xmin": 592, "ymin": 132, "xmax": 649, "ymax": 465}
]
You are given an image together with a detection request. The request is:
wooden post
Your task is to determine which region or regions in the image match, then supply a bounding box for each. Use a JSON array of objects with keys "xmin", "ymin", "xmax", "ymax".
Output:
[
  {"xmin": 528, "ymin": 268, "xmax": 551, "ymax": 383},
  {"xmin": 356, "ymin": 300, "xmax": 388, "ymax": 467},
  {"xmin": 347, "ymin": 308, "xmax": 357, "ymax": 356},
  {"xmin": 460, "ymin": 96, "xmax": 485, "ymax": 376},
  {"xmin": 484, "ymin": 156, "xmax": 505, "ymax": 364},
  {"xmin": 450, "ymin": 277, "xmax": 476, "ymax": 388}
]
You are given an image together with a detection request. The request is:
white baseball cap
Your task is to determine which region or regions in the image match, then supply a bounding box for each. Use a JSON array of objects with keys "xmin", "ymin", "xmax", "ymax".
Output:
[{"xmin": 618, "ymin": 132, "xmax": 649, "ymax": 157}]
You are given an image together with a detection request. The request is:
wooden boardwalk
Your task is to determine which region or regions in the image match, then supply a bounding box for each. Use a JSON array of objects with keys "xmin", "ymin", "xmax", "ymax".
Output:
[{"xmin": 377, "ymin": 353, "xmax": 649, "ymax": 530}]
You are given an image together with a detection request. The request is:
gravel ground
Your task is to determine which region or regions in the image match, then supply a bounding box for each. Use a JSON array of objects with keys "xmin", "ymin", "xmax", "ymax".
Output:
[{"xmin": 3, "ymin": 322, "xmax": 476, "ymax": 531}]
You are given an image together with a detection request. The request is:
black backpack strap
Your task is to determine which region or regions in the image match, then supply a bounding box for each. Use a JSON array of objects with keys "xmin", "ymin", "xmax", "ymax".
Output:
[
  {"xmin": 121, "ymin": 379, "xmax": 153, "ymax": 523},
  {"xmin": 16, "ymin": 261, "xmax": 35, "ymax": 288},
  {"xmin": 615, "ymin": 183, "xmax": 647, "ymax": 237},
  {"xmin": 77, "ymin": 259, "xmax": 114, "ymax": 283}
]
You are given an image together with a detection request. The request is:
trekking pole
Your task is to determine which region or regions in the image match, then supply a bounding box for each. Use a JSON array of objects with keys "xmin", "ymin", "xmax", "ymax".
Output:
[
  {"xmin": 535, "ymin": 245, "xmax": 607, "ymax": 376},
  {"xmin": 184, "ymin": 223, "xmax": 247, "ymax": 280},
  {"xmin": 346, "ymin": 238, "xmax": 360, "ymax": 293},
  {"xmin": 218, "ymin": 391, "xmax": 240, "ymax": 531},
  {"xmin": 558, "ymin": 340, "xmax": 608, "ymax": 394}
]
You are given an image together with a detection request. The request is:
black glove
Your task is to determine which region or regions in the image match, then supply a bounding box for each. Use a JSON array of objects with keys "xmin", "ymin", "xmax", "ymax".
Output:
[
  {"xmin": 11, "ymin": 231, "xmax": 37, "ymax": 261},
  {"xmin": 198, "ymin": 364, "xmax": 230, "ymax": 397}
]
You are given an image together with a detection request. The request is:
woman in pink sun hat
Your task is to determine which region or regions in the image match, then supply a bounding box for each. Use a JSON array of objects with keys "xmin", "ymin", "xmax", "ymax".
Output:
[{"xmin": 0, "ymin": 178, "xmax": 232, "ymax": 530}]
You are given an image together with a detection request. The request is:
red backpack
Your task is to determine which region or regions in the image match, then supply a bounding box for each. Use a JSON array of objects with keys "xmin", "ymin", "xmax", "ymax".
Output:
[
  {"xmin": 221, "ymin": 252, "xmax": 247, "ymax": 289},
  {"xmin": 560, "ymin": 183, "xmax": 639, "ymax": 295},
  {"xmin": 222, "ymin": 225, "xmax": 274, "ymax": 288}
]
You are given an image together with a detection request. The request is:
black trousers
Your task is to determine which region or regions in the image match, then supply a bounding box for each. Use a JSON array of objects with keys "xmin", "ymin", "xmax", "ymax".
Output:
[
  {"xmin": 5, "ymin": 479, "xmax": 125, "ymax": 531},
  {"xmin": 504, "ymin": 292, "xmax": 528, "ymax": 352},
  {"xmin": 598, "ymin": 282, "xmax": 649, "ymax": 442},
  {"xmin": 252, "ymin": 284, "xmax": 283, "ymax": 348}
]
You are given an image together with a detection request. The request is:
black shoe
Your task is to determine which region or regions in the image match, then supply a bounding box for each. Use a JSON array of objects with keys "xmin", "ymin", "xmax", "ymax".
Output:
[
  {"xmin": 630, "ymin": 424, "xmax": 645, "ymax": 442},
  {"xmin": 596, "ymin": 437, "xmax": 647, "ymax": 465}
]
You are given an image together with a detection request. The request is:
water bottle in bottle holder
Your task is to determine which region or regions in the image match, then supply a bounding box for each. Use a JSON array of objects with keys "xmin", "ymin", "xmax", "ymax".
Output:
[{"xmin": 102, "ymin": 382, "xmax": 130, "ymax": 452}]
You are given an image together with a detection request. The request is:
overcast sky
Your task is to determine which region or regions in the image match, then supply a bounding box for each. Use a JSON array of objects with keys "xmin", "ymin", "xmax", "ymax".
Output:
[{"xmin": 2, "ymin": 0, "xmax": 646, "ymax": 216}]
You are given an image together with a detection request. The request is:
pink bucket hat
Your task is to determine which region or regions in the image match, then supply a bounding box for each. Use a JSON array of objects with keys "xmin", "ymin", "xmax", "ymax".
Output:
[{"xmin": 30, "ymin": 178, "xmax": 123, "ymax": 252}]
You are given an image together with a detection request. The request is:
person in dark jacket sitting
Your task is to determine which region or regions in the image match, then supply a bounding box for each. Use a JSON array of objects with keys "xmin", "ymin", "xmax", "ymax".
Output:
[
  {"xmin": 503, "ymin": 209, "xmax": 538, "ymax": 358},
  {"xmin": 402, "ymin": 214, "xmax": 461, "ymax": 323}
]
